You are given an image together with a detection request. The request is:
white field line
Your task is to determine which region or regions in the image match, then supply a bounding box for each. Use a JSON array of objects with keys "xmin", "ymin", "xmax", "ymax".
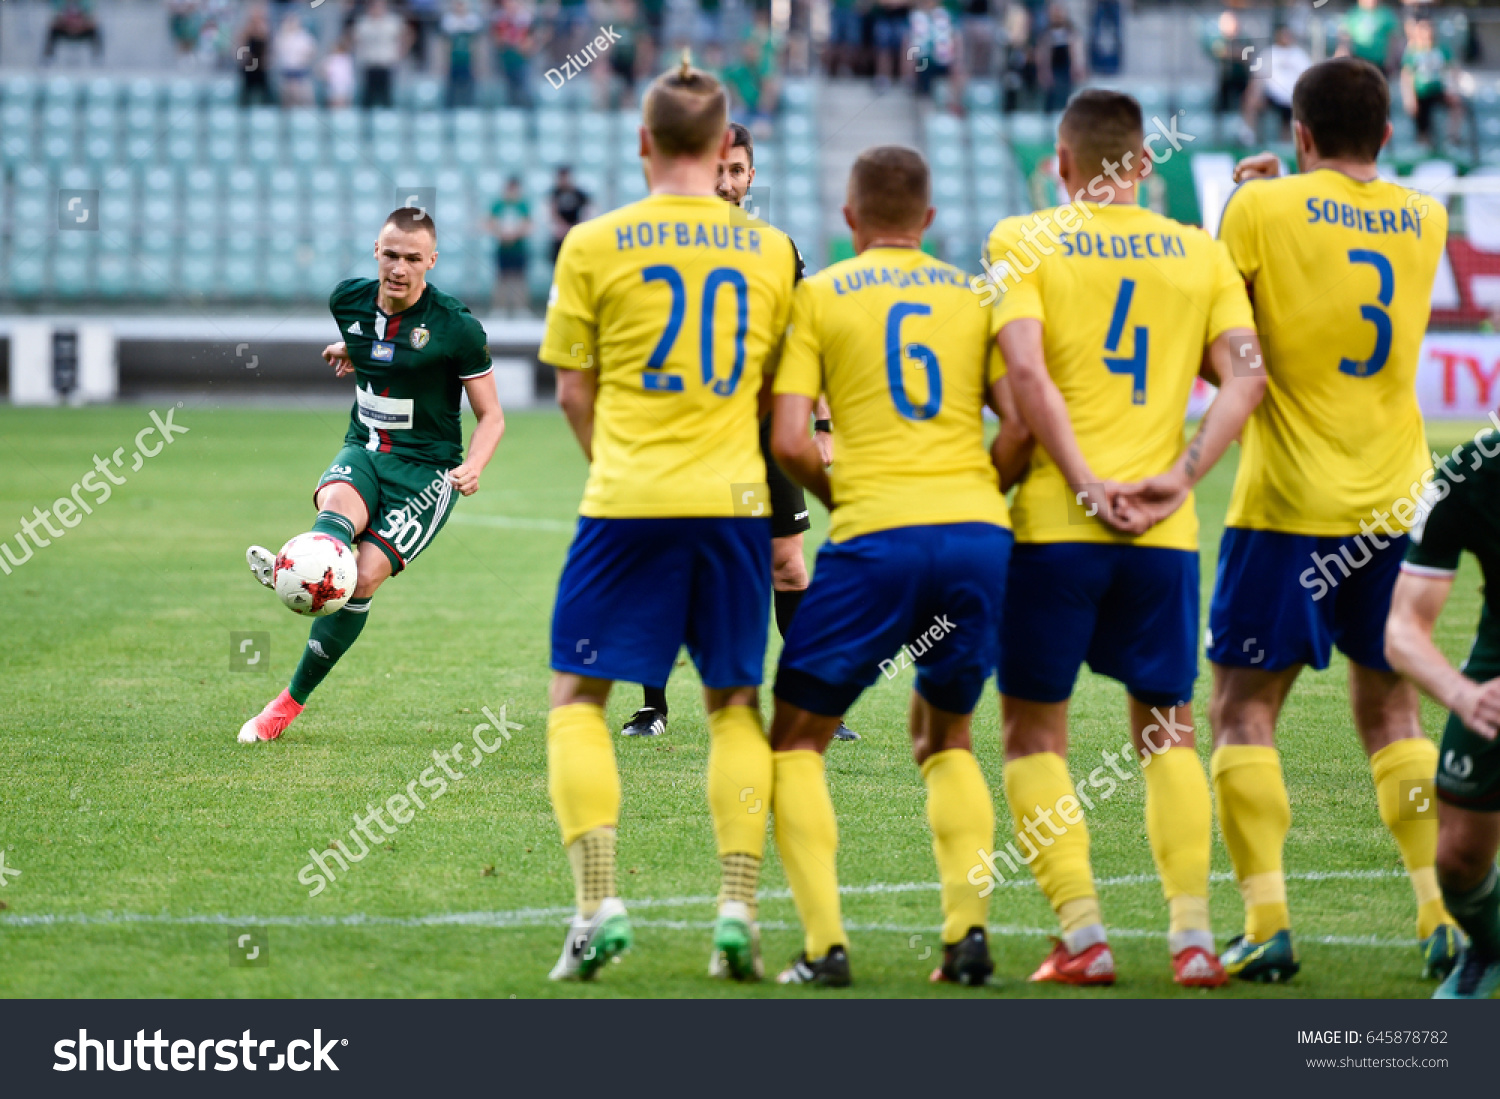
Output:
[
  {"xmin": 448, "ymin": 513, "xmax": 575, "ymax": 533},
  {"xmin": 0, "ymin": 869, "xmax": 1412, "ymax": 947}
]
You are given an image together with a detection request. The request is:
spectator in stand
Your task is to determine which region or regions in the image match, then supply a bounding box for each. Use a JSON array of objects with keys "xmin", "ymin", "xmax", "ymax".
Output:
[
  {"xmin": 489, "ymin": 177, "xmax": 532, "ymax": 316},
  {"xmin": 492, "ymin": 0, "xmax": 538, "ymax": 107},
  {"xmin": 1001, "ymin": 2, "xmax": 1036, "ymax": 111},
  {"xmin": 824, "ymin": 0, "xmax": 866, "ymax": 77},
  {"xmin": 407, "ymin": 0, "xmax": 445, "ymax": 71},
  {"xmin": 695, "ymin": 0, "xmax": 726, "ymax": 51},
  {"xmin": 1402, "ymin": 16, "xmax": 1463, "ymax": 150},
  {"xmin": 168, "ymin": 1, "xmax": 201, "ymax": 59},
  {"xmin": 600, "ymin": 0, "xmax": 648, "ymax": 107},
  {"xmin": 1246, "ymin": 22, "xmax": 1311, "ymax": 140},
  {"xmin": 442, "ymin": 0, "xmax": 484, "ymax": 107},
  {"xmin": 1204, "ymin": 9, "xmax": 1252, "ymax": 115},
  {"xmin": 555, "ymin": 0, "xmax": 593, "ymax": 63},
  {"xmin": 323, "ymin": 30, "xmax": 359, "ymax": 107},
  {"xmin": 962, "ymin": 0, "xmax": 997, "ymax": 80},
  {"xmin": 906, "ymin": 0, "xmax": 963, "ymax": 107},
  {"xmin": 1037, "ymin": 1, "xmax": 1083, "ymax": 112},
  {"xmin": 43, "ymin": 0, "xmax": 103, "ymax": 63},
  {"xmin": 549, "ymin": 166, "xmax": 590, "ymax": 261},
  {"xmin": 725, "ymin": 34, "xmax": 780, "ymax": 135},
  {"xmin": 1337, "ymin": 0, "xmax": 1402, "ymax": 76},
  {"xmin": 355, "ymin": 0, "xmax": 410, "ymax": 109},
  {"xmin": 871, "ymin": 0, "xmax": 912, "ymax": 90},
  {"xmin": 274, "ymin": 14, "xmax": 320, "ymax": 107},
  {"xmin": 237, "ymin": 2, "xmax": 275, "ymax": 106}
]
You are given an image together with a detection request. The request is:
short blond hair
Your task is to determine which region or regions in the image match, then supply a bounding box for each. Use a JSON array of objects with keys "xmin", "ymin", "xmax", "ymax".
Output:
[{"xmin": 642, "ymin": 54, "xmax": 728, "ymax": 159}]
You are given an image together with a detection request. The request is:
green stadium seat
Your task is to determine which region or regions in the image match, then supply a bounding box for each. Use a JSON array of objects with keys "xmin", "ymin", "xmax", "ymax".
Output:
[
  {"xmin": 328, "ymin": 110, "xmax": 363, "ymax": 165},
  {"xmin": 84, "ymin": 76, "xmax": 118, "ymax": 109},
  {"xmin": 220, "ymin": 252, "xmax": 263, "ymax": 297},
  {"xmin": 536, "ymin": 108, "xmax": 574, "ymax": 139},
  {"xmin": 206, "ymin": 77, "xmax": 238, "ymax": 108},
  {"xmin": 7, "ymin": 251, "xmax": 46, "ymax": 298},
  {"xmin": 1, "ymin": 128, "xmax": 35, "ymax": 166},
  {"xmin": 96, "ymin": 246, "xmax": 130, "ymax": 297},
  {"xmin": 99, "ymin": 184, "xmax": 134, "ymax": 235},
  {"xmin": 781, "ymin": 80, "xmax": 814, "ymax": 113},
  {"xmin": 405, "ymin": 77, "xmax": 444, "ymax": 112},
  {"xmin": 614, "ymin": 171, "xmax": 647, "ymax": 205},
  {"xmin": 494, "ymin": 108, "xmax": 527, "ymax": 140},
  {"xmin": 578, "ymin": 111, "xmax": 609, "ymax": 142},
  {"xmin": 179, "ymin": 250, "xmax": 216, "ymax": 296},
  {"xmin": 126, "ymin": 78, "xmax": 161, "ymax": 114},
  {"xmin": 165, "ymin": 79, "xmax": 201, "ymax": 116},
  {"xmin": 965, "ymin": 83, "xmax": 1000, "ymax": 113},
  {"xmin": 1175, "ymin": 85, "xmax": 1214, "ymax": 114},
  {"xmin": 52, "ymin": 252, "xmax": 93, "ymax": 298},
  {"xmin": 43, "ymin": 75, "xmax": 80, "ymax": 109},
  {"xmin": 140, "ymin": 166, "xmax": 178, "ymax": 227},
  {"xmin": 1007, "ymin": 113, "xmax": 1051, "ymax": 144},
  {"xmin": 42, "ymin": 131, "xmax": 76, "ymax": 166},
  {"xmin": 2, "ymin": 74, "xmax": 38, "ymax": 110},
  {"xmin": 782, "ymin": 114, "xmax": 816, "ymax": 142}
]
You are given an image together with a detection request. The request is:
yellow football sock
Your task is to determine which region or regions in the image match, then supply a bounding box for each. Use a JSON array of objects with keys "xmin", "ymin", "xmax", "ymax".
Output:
[
  {"xmin": 566, "ymin": 827, "xmax": 616, "ymax": 919},
  {"xmin": 547, "ymin": 703, "xmax": 620, "ymax": 845},
  {"xmin": 707, "ymin": 705, "xmax": 771, "ymax": 914},
  {"xmin": 706, "ymin": 705, "xmax": 772, "ymax": 858},
  {"xmin": 772, "ymin": 750, "xmax": 845, "ymax": 957},
  {"xmin": 1142, "ymin": 747, "xmax": 1213, "ymax": 943},
  {"xmin": 1003, "ymin": 751, "xmax": 1099, "ymax": 934},
  {"xmin": 1371, "ymin": 738, "xmax": 1452, "ymax": 939},
  {"xmin": 1211, "ymin": 745, "xmax": 1291, "ymax": 941},
  {"xmin": 921, "ymin": 749, "xmax": 995, "ymax": 944}
]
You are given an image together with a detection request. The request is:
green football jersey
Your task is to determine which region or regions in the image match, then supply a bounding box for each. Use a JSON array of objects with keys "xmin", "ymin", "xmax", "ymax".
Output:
[
  {"xmin": 1404, "ymin": 430, "xmax": 1500, "ymax": 671},
  {"xmin": 332, "ymin": 278, "xmax": 493, "ymax": 467}
]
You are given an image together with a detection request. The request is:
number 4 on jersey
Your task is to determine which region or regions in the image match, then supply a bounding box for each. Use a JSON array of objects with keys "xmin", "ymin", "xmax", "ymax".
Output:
[{"xmin": 1103, "ymin": 278, "xmax": 1148, "ymax": 405}]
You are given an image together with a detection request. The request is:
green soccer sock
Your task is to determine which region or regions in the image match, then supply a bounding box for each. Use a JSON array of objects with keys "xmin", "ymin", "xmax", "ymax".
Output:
[
  {"xmin": 288, "ymin": 596, "xmax": 372, "ymax": 705},
  {"xmin": 312, "ymin": 510, "xmax": 358, "ymax": 546},
  {"xmin": 1443, "ymin": 866, "xmax": 1500, "ymax": 960}
]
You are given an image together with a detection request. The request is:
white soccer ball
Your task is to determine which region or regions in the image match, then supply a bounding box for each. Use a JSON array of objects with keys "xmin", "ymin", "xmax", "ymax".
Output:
[{"xmin": 272, "ymin": 532, "xmax": 356, "ymax": 617}]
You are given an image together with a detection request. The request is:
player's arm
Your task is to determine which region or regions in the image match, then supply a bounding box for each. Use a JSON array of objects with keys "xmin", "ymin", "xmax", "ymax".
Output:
[
  {"xmin": 771, "ymin": 393, "xmax": 832, "ymax": 510},
  {"xmin": 323, "ymin": 341, "xmax": 354, "ymax": 377},
  {"xmin": 449, "ymin": 372, "xmax": 505, "ymax": 496},
  {"xmin": 813, "ymin": 394, "xmax": 833, "ymax": 466},
  {"xmin": 997, "ymin": 318, "xmax": 1138, "ymax": 532},
  {"xmin": 1116, "ymin": 327, "xmax": 1267, "ymax": 528},
  {"xmin": 987, "ymin": 373, "xmax": 1034, "ymax": 493},
  {"xmin": 1387, "ymin": 571, "xmax": 1500, "ymax": 739},
  {"xmin": 556, "ymin": 366, "xmax": 596, "ymax": 462}
]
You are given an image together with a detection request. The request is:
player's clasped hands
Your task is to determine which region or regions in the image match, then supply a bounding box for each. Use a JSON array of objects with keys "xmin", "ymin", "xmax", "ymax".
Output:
[
  {"xmin": 1108, "ymin": 470, "xmax": 1195, "ymax": 536},
  {"xmin": 323, "ymin": 340, "xmax": 355, "ymax": 378}
]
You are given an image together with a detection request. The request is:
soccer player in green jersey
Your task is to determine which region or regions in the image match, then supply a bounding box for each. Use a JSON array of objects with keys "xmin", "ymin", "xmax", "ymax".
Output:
[
  {"xmin": 237, "ymin": 207, "xmax": 506, "ymax": 743},
  {"xmin": 1386, "ymin": 427, "xmax": 1500, "ymax": 998}
]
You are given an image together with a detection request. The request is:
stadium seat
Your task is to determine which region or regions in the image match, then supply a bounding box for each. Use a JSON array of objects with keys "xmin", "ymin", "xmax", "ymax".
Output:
[
  {"xmin": 2, "ymin": 127, "xmax": 35, "ymax": 166},
  {"xmin": 125, "ymin": 78, "xmax": 160, "ymax": 114},
  {"xmin": 43, "ymin": 75, "xmax": 80, "ymax": 110},
  {"xmin": 206, "ymin": 76, "xmax": 238, "ymax": 109},
  {"xmin": 579, "ymin": 111, "xmax": 610, "ymax": 143},
  {"xmin": 2, "ymin": 73, "xmax": 39, "ymax": 110},
  {"xmin": 52, "ymin": 252, "xmax": 93, "ymax": 298},
  {"xmin": 84, "ymin": 76, "xmax": 118, "ymax": 111},
  {"xmin": 165, "ymin": 79, "xmax": 201, "ymax": 117},
  {"xmin": 99, "ymin": 183, "xmax": 135, "ymax": 236},
  {"xmin": 140, "ymin": 165, "xmax": 179, "ymax": 228},
  {"xmin": 6, "ymin": 250, "xmax": 46, "ymax": 298},
  {"xmin": 1007, "ymin": 113, "xmax": 1050, "ymax": 144},
  {"xmin": 369, "ymin": 109, "xmax": 405, "ymax": 167},
  {"xmin": 1174, "ymin": 85, "xmax": 1215, "ymax": 114},
  {"xmin": 328, "ymin": 111, "xmax": 363, "ymax": 165},
  {"xmin": 95, "ymin": 245, "xmax": 131, "ymax": 298}
]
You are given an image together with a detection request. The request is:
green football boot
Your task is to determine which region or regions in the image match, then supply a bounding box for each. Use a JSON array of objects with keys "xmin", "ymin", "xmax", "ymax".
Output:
[
  {"xmin": 1433, "ymin": 948, "xmax": 1500, "ymax": 999},
  {"xmin": 1221, "ymin": 930, "xmax": 1300, "ymax": 983},
  {"xmin": 1421, "ymin": 923, "xmax": 1466, "ymax": 980}
]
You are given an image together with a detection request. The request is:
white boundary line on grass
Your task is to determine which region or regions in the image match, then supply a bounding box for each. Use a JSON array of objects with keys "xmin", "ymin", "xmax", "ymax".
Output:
[
  {"xmin": 0, "ymin": 869, "xmax": 1414, "ymax": 946},
  {"xmin": 448, "ymin": 513, "xmax": 576, "ymax": 533}
]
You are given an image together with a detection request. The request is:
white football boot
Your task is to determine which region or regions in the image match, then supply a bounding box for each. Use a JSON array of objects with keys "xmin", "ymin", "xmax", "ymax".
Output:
[{"xmin": 548, "ymin": 897, "xmax": 633, "ymax": 980}]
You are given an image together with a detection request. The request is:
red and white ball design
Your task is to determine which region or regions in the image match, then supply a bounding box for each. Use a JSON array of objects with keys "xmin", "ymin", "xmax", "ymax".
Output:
[{"xmin": 272, "ymin": 532, "xmax": 356, "ymax": 616}]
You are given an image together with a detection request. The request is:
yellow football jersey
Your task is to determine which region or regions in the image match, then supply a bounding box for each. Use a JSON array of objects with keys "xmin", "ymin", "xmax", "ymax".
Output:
[
  {"xmin": 774, "ymin": 246, "xmax": 1009, "ymax": 543},
  {"xmin": 987, "ymin": 202, "xmax": 1255, "ymax": 549},
  {"xmin": 540, "ymin": 193, "xmax": 799, "ymax": 518},
  {"xmin": 1220, "ymin": 169, "xmax": 1447, "ymax": 535}
]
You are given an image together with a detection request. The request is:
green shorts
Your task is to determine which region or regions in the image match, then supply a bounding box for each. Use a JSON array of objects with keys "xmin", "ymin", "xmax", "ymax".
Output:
[
  {"xmin": 1437, "ymin": 656, "xmax": 1500, "ymax": 812},
  {"xmin": 315, "ymin": 446, "xmax": 457, "ymax": 574}
]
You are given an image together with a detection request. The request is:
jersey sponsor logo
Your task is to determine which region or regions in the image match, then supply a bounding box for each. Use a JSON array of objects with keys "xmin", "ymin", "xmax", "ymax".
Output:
[
  {"xmin": 371, "ymin": 340, "xmax": 396, "ymax": 362},
  {"xmin": 347, "ymin": 321, "xmax": 364, "ymax": 335},
  {"xmin": 410, "ymin": 326, "xmax": 430, "ymax": 350},
  {"xmin": 356, "ymin": 385, "xmax": 414, "ymax": 431}
]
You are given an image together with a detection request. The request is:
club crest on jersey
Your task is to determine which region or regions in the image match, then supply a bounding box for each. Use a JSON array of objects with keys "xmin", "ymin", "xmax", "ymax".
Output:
[{"xmin": 410, "ymin": 326, "xmax": 430, "ymax": 350}]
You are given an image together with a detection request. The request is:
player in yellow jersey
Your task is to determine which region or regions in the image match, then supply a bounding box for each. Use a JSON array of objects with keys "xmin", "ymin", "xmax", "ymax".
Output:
[
  {"xmin": 985, "ymin": 89, "xmax": 1266, "ymax": 987},
  {"xmin": 1203, "ymin": 57, "xmax": 1464, "ymax": 983},
  {"xmin": 767, "ymin": 145, "xmax": 1022, "ymax": 987},
  {"xmin": 538, "ymin": 60, "xmax": 798, "ymax": 981}
]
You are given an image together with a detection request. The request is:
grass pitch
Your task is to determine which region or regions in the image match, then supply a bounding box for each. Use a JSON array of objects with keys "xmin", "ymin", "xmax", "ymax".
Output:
[{"xmin": 0, "ymin": 404, "xmax": 1487, "ymax": 998}]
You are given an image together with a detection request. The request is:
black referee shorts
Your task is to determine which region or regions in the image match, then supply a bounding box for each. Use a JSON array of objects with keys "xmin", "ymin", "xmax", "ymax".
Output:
[{"xmin": 759, "ymin": 415, "xmax": 812, "ymax": 540}]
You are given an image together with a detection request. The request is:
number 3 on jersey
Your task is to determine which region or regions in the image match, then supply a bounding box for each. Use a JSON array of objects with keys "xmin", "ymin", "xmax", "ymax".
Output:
[
  {"xmin": 641, "ymin": 264, "xmax": 748, "ymax": 397},
  {"xmin": 1338, "ymin": 249, "xmax": 1393, "ymax": 378},
  {"xmin": 1103, "ymin": 278, "xmax": 1148, "ymax": 405}
]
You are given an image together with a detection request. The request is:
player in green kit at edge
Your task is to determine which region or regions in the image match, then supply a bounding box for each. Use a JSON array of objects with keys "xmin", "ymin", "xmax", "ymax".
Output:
[{"xmin": 238, "ymin": 207, "xmax": 506, "ymax": 743}]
